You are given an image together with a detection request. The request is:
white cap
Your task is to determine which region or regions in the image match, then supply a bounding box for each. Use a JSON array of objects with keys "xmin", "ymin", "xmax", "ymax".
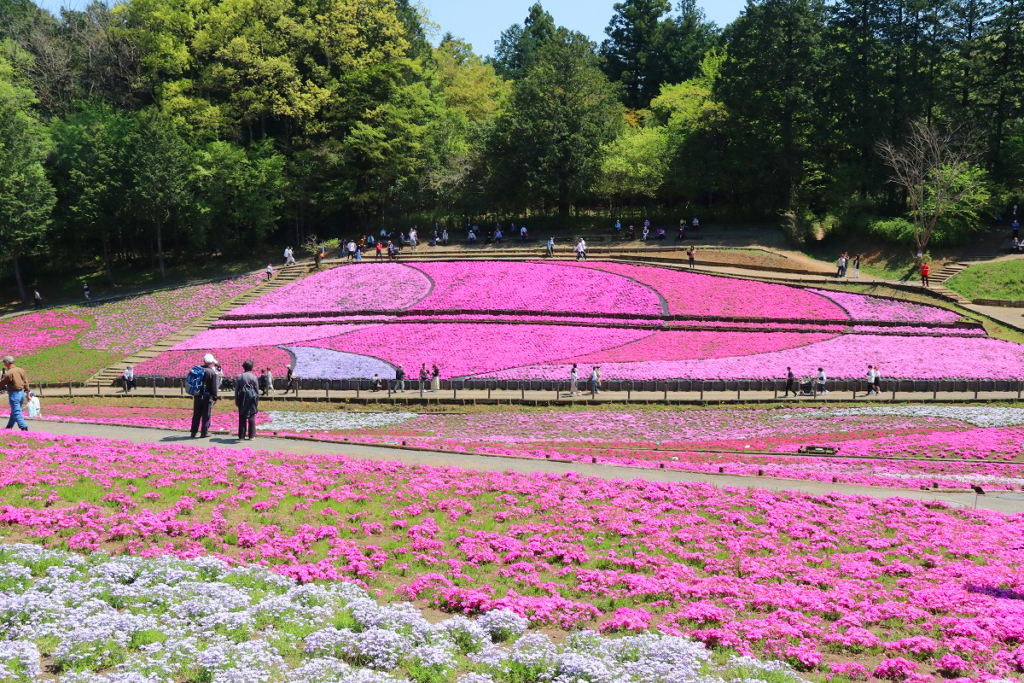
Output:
[{"xmin": 203, "ymin": 353, "xmax": 216, "ymax": 364}]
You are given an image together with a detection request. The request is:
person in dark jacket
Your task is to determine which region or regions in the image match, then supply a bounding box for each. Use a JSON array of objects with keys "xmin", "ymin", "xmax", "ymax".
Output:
[
  {"xmin": 234, "ymin": 359, "xmax": 260, "ymax": 441},
  {"xmin": 190, "ymin": 353, "xmax": 219, "ymax": 438}
]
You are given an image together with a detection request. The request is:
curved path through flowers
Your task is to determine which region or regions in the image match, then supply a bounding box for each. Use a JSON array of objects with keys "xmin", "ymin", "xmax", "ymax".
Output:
[{"xmin": 29, "ymin": 420, "xmax": 1024, "ymax": 514}]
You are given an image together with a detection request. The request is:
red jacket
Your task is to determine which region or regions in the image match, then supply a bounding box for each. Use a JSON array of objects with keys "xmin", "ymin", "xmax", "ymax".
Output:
[{"xmin": 921, "ymin": 264, "xmax": 930, "ymax": 276}]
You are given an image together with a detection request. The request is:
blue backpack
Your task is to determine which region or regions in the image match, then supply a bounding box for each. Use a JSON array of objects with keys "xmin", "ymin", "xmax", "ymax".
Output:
[{"xmin": 185, "ymin": 366, "xmax": 206, "ymax": 396}]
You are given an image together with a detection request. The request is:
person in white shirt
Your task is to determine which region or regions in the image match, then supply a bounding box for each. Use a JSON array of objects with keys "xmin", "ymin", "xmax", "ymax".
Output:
[
  {"xmin": 865, "ymin": 365, "xmax": 876, "ymax": 396},
  {"xmin": 816, "ymin": 367, "xmax": 828, "ymax": 394},
  {"xmin": 26, "ymin": 392, "xmax": 40, "ymax": 419},
  {"xmin": 520, "ymin": 225, "xmax": 528, "ymax": 241}
]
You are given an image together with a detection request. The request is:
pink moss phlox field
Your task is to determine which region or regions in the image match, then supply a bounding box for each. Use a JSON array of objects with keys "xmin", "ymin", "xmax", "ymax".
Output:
[
  {"xmin": 302, "ymin": 323, "xmax": 653, "ymax": 379},
  {"xmin": 230, "ymin": 263, "xmax": 432, "ymax": 316},
  {"xmin": 407, "ymin": 261, "xmax": 664, "ymax": 316},
  {"xmin": 808, "ymin": 289, "xmax": 961, "ymax": 324},
  {"xmin": 36, "ymin": 403, "xmax": 270, "ymax": 431},
  {"xmin": 484, "ymin": 333, "xmax": 1024, "ymax": 380},
  {"xmin": 573, "ymin": 330, "xmax": 838, "ymax": 363},
  {"xmin": 170, "ymin": 324, "xmax": 371, "ymax": 351},
  {"xmin": 0, "ymin": 311, "xmax": 89, "ymax": 356},
  {"xmin": 75, "ymin": 275, "xmax": 263, "ymax": 355},
  {"xmin": 4, "ymin": 432, "xmax": 1024, "ymax": 679},
  {"xmin": 134, "ymin": 345, "xmax": 292, "ymax": 377},
  {"xmin": 570, "ymin": 261, "xmax": 847, "ymax": 320}
]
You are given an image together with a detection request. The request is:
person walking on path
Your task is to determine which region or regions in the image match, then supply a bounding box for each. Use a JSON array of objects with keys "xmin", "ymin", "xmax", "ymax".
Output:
[
  {"xmin": 0, "ymin": 356, "xmax": 29, "ymax": 431},
  {"xmin": 284, "ymin": 364, "xmax": 295, "ymax": 393},
  {"xmin": 376, "ymin": 241, "xmax": 383, "ymax": 261},
  {"xmin": 394, "ymin": 365, "xmax": 406, "ymax": 392},
  {"xmin": 920, "ymin": 261, "xmax": 930, "ymax": 288},
  {"xmin": 33, "ymin": 289, "xmax": 42, "ymax": 310},
  {"xmin": 864, "ymin": 365, "xmax": 876, "ymax": 396},
  {"xmin": 872, "ymin": 364, "xmax": 882, "ymax": 394},
  {"xmin": 266, "ymin": 264, "xmax": 274, "ymax": 281},
  {"xmin": 83, "ymin": 282, "xmax": 91, "ymax": 300},
  {"xmin": 265, "ymin": 367, "xmax": 275, "ymax": 395},
  {"xmin": 26, "ymin": 391, "xmax": 40, "ymax": 419},
  {"xmin": 547, "ymin": 237, "xmax": 555, "ymax": 257},
  {"xmin": 816, "ymin": 367, "xmax": 829, "ymax": 395},
  {"xmin": 431, "ymin": 364, "xmax": 440, "ymax": 392},
  {"xmin": 836, "ymin": 255, "xmax": 845, "ymax": 278},
  {"xmin": 570, "ymin": 364, "xmax": 580, "ymax": 396},
  {"xmin": 123, "ymin": 366, "xmax": 136, "ymax": 393},
  {"xmin": 190, "ymin": 354, "xmax": 219, "ymax": 438},
  {"xmin": 234, "ymin": 360, "xmax": 260, "ymax": 441},
  {"xmin": 783, "ymin": 367, "xmax": 796, "ymax": 398},
  {"xmin": 687, "ymin": 246, "xmax": 696, "ymax": 270}
]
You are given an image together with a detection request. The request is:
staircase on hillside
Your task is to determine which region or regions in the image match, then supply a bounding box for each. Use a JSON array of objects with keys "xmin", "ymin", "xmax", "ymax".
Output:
[
  {"xmin": 88, "ymin": 264, "xmax": 312, "ymax": 386},
  {"xmin": 959, "ymin": 229, "xmax": 1006, "ymax": 262}
]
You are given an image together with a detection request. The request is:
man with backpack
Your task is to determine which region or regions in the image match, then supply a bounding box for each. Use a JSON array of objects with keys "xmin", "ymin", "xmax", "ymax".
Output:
[
  {"xmin": 187, "ymin": 353, "xmax": 219, "ymax": 438},
  {"xmin": 234, "ymin": 359, "xmax": 260, "ymax": 441}
]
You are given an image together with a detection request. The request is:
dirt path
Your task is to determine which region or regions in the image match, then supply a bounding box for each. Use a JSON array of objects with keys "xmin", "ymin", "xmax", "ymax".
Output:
[{"xmin": 28, "ymin": 420, "xmax": 1024, "ymax": 514}]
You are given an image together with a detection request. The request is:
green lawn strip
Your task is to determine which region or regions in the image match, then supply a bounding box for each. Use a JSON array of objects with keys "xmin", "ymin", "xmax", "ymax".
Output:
[{"xmin": 946, "ymin": 260, "xmax": 1024, "ymax": 301}]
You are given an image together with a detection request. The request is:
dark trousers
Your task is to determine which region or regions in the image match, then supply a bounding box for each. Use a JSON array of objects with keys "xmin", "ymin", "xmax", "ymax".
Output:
[
  {"xmin": 33, "ymin": 300, "xmax": 41, "ymax": 309},
  {"xmin": 784, "ymin": 379, "xmax": 794, "ymax": 396},
  {"xmin": 190, "ymin": 395, "xmax": 212, "ymax": 436},
  {"xmin": 238, "ymin": 412, "xmax": 255, "ymax": 439}
]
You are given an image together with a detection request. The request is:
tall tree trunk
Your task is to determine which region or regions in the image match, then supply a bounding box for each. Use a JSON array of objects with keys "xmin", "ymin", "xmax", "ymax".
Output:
[
  {"xmin": 11, "ymin": 251, "xmax": 27, "ymax": 306},
  {"xmin": 155, "ymin": 217, "xmax": 166, "ymax": 281},
  {"xmin": 102, "ymin": 239, "xmax": 117, "ymax": 287}
]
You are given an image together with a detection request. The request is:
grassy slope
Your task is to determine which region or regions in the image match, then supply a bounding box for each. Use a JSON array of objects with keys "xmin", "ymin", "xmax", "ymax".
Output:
[{"xmin": 946, "ymin": 259, "xmax": 1024, "ymax": 301}]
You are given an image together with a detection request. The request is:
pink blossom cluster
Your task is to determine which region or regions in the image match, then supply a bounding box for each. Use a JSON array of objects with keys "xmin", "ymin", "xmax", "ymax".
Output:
[
  {"xmin": 229, "ymin": 263, "xmax": 432, "ymax": 317},
  {"xmin": 809, "ymin": 288, "xmax": 961, "ymax": 323},
  {"xmin": 406, "ymin": 262, "xmax": 664, "ymax": 316},
  {"xmin": 37, "ymin": 403, "xmax": 270, "ymax": 431},
  {"xmin": 570, "ymin": 261, "xmax": 848, "ymax": 320},
  {"xmin": 484, "ymin": 333, "xmax": 1024, "ymax": 380},
  {"xmin": 72, "ymin": 275, "xmax": 263, "ymax": 354},
  {"xmin": 2, "ymin": 431, "xmax": 1024, "ymax": 679},
  {"xmin": 0, "ymin": 311, "xmax": 88, "ymax": 357},
  {"xmin": 134, "ymin": 346, "xmax": 292, "ymax": 377}
]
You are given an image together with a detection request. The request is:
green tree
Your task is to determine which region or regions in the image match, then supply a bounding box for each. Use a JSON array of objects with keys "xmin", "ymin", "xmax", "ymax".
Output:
[
  {"xmin": 50, "ymin": 104, "xmax": 132, "ymax": 286},
  {"xmin": 194, "ymin": 139, "xmax": 287, "ymax": 248},
  {"xmin": 594, "ymin": 124, "xmax": 668, "ymax": 205},
  {"xmin": 491, "ymin": 2, "xmax": 556, "ymax": 80},
  {"xmin": 0, "ymin": 48, "xmax": 54, "ymax": 303},
  {"xmin": 490, "ymin": 29, "xmax": 623, "ymax": 215},
  {"xmin": 715, "ymin": 0, "xmax": 828, "ymax": 212},
  {"xmin": 127, "ymin": 107, "xmax": 196, "ymax": 280},
  {"xmin": 600, "ymin": 0, "xmax": 671, "ymax": 109}
]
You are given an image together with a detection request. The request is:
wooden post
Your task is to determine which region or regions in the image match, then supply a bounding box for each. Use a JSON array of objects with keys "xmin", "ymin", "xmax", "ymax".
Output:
[
  {"xmin": 97, "ymin": 381, "xmax": 100, "ymax": 396},
  {"xmin": 453, "ymin": 384, "xmax": 457, "ymax": 399},
  {"xmin": 68, "ymin": 381, "xmax": 72, "ymax": 398},
  {"xmin": 974, "ymin": 382, "xmax": 979, "ymax": 400},
  {"xmin": 737, "ymin": 388, "xmax": 741, "ymax": 400},
  {"xmin": 152, "ymin": 382, "xmax": 156, "ymax": 397},
  {"xmin": 700, "ymin": 382, "xmax": 704, "ymax": 401},
  {"xmin": 522, "ymin": 384, "xmax": 525, "ymax": 400},
  {"xmin": 663, "ymin": 385, "xmax": 668, "ymax": 403},
  {"xmin": 627, "ymin": 387, "xmax": 631, "ymax": 402},
  {"xmin": 488, "ymin": 385, "xmax": 492, "ymax": 399},
  {"xmin": 356, "ymin": 384, "xmax": 360, "ymax": 398},
  {"xmin": 1018, "ymin": 381, "xmax": 1022, "ymax": 401}
]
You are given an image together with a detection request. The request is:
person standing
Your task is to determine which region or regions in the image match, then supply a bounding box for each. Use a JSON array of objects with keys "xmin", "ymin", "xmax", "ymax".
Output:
[
  {"xmin": 265, "ymin": 367, "xmax": 275, "ymax": 395},
  {"xmin": 865, "ymin": 365, "xmax": 875, "ymax": 396},
  {"xmin": 190, "ymin": 354, "xmax": 219, "ymax": 438},
  {"xmin": 783, "ymin": 367, "xmax": 795, "ymax": 398},
  {"xmin": 615, "ymin": 219, "xmax": 621, "ymax": 233},
  {"xmin": 284, "ymin": 364, "xmax": 295, "ymax": 393},
  {"xmin": 520, "ymin": 225, "xmax": 528, "ymax": 241},
  {"xmin": 410, "ymin": 227, "xmax": 418, "ymax": 252},
  {"xmin": 83, "ymin": 282, "xmax": 91, "ymax": 300},
  {"xmin": 282, "ymin": 246, "xmax": 290, "ymax": 264},
  {"xmin": 589, "ymin": 366, "xmax": 600, "ymax": 395},
  {"xmin": 376, "ymin": 241, "xmax": 383, "ymax": 261},
  {"xmin": 920, "ymin": 261, "xmax": 930, "ymax": 288},
  {"xmin": 123, "ymin": 365, "xmax": 136, "ymax": 393},
  {"xmin": 394, "ymin": 365, "xmax": 406, "ymax": 392},
  {"xmin": 853, "ymin": 254, "xmax": 861, "ymax": 278},
  {"xmin": 431, "ymin": 364, "xmax": 440, "ymax": 392},
  {"xmin": 575, "ymin": 239, "xmax": 585, "ymax": 261},
  {"xmin": 259, "ymin": 368, "xmax": 268, "ymax": 396},
  {"xmin": 836, "ymin": 255, "xmax": 844, "ymax": 278},
  {"xmin": 687, "ymin": 246, "xmax": 696, "ymax": 270},
  {"xmin": 816, "ymin": 367, "xmax": 829, "ymax": 395},
  {"xmin": 419, "ymin": 363, "xmax": 429, "ymax": 392},
  {"xmin": 692, "ymin": 216, "xmax": 699, "ymax": 231},
  {"xmin": 0, "ymin": 356, "xmax": 29, "ymax": 431},
  {"xmin": 872, "ymin": 364, "xmax": 882, "ymax": 395},
  {"xmin": 25, "ymin": 391, "xmax": 40, "ymax": 419},
  {"xmin": 442, "ymin": 229, "xmax": 449, "ymax": 246},
  {"xmin": 547, "ymin": 237, "xmax": 555, "ymax": 257},
  {"xmin": 1014, "ymin": 218, "xmax": 1020, "ymax": 240},
  {"xmin": 266, "ymin": 264, "xmax": 274, "ymax": 281},
  {"xmin": 234, "ymin": 360, "xmax": 260, "ymax": 440},
  {"xmin": 33, "ymin": 289, "xmax": 42, "ymax": 310},
  {"xmin": 570, "ymin": 364, "xmax": 580, "ymax": 396}
]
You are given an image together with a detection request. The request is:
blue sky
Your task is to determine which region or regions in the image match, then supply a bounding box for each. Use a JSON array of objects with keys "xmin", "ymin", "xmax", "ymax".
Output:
[{"xmin": 32, "ymin": 0, "xmax": 746, "ymax": 55}]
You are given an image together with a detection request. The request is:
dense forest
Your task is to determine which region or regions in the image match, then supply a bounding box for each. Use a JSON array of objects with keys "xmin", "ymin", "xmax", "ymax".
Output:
[{"xmin": 0, "ymin": 0, "xmax": 1021, "ymax": 295}]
